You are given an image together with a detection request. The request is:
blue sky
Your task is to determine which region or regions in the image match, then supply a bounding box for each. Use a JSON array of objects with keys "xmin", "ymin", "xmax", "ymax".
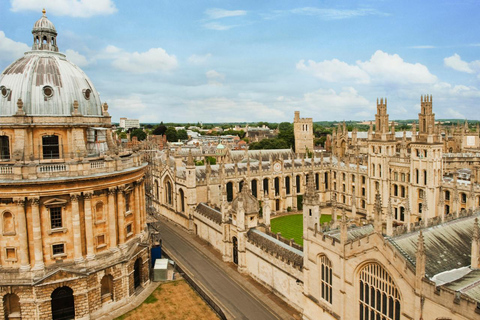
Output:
[{"xmin": 1, "ymin": 0, "xmax": 480, "ymax": 123}]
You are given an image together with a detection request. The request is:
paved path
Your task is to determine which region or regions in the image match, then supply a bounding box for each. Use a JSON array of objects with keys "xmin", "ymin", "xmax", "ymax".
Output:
[{"xmin": 158, "ymin": 220, "xmax": 300, "ymax": 320}]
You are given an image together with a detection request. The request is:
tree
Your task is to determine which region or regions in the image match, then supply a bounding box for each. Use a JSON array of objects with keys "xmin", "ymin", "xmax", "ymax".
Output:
[
  {"xmin": 153, "ymin": 122, "xmax": 167, "ymax": 136},
  {"xmin": 277, "ymin": 122, "xmax": 295, "ymax": 148},
  {"xmin": 130, "ymin": 128, "xmax": 146, "ymax": 141},
  {"xmin": 177, "ymin": 129, "xmax": 188, "ymax": 140},
  {"xmin": 165, "ymin": 126, "xmax": 177, "ymax": 142}
]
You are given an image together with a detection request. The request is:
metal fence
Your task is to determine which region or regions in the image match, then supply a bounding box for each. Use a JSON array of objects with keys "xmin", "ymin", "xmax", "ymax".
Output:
[{"xmin": 161, "ymin": 250, "xmax": 227, "ymax": 320}]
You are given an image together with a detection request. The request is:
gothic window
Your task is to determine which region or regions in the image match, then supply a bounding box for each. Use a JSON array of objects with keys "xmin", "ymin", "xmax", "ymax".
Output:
[
  {"xmin": 315, "ymin": 173, "xmax": 319, "ymax": 190},
  {"xmin": 361, "ymin": 200, "xmax": 366, "ymax": 209},
  {"xmin": 418, "ymin": 189, "xmax": 424, "ymax": 199},
  {"xmin": 445, "ymin": 205, "xmax": 450, "ymax": 214},
  {"xmin": 334, "ymin": 182, "xmax": 337, "ymax": 190},
  {"xmin": 42, "ymin": 135, "xmax": 60, "ymax": 159},
  {"xmin": 461, "ymin": 193, "xmax": 467, "ymax": 204},
  {"xmin": 401, "ymin": 186, "xmax": 405, "ymax": 198},
  {"xmin": 324, "ymin": 172, "xmax": 329, "ymax": 190},
  {"xmin": 359, "ymin": 263, "xmax": 401, "ymax": 320},
  {"xmin": 285, "ymin": 176, "xmax": 291, "ymax": 195},
  {"xmin": 342, "ymin": 173, "xmax": 346, "ymax": 181},
  {"xmin": 166, "ymin": 181, "xmax": 173, "ymax": 205},
  {"xmin": 362, "ymin": 176, "xmax": 366, "ymax": 184},
  {"xmin": 393, "ymin": 185, "xmax": 398, "ymax": 197},
  {"xmin": 342, "ymin": 184, "xmax": 346, "ymax": 192},
  {"xmin": 179, "ymin": 189, "xmax": 185, "ymax": 212},
  {"xmin": 415, "ymin": 169, "xmax": 419, "ymax": 184},
  {"xmin": 263, "ymin": 178, "xmax": 269, "ymax": 195},
  {"xmin": 296, "ymin": 175, "xmax": 301, "ymax": 193},
  {"xmin": 423, "ymin": 170, "xmax": 427, "ymax": 185},
  {"xmin": 352, "ymin": 174, "xmax": 355, "ymax": 183},
  {"xmin": 372, "ymin": 164, "xmax": 375, "ymax": 176},
  {"xmin": 334, "ymin": 172, "xmax": 337, "ymax": 179},
  {"xmin": 342, "ymin": 195, "xmax": 346, "ymax": 203},
  {"xmin": 320, "ymin": 255, "xmax": 333, "ymax": 304},
  {"xmin": 251, "ymin": 180, "xmax": 258, "ymax": 198},
  {"xmin": 445, "ymin": 190, "xmax": 450, "ymax": 201},
  {"xmin": 95, "ymin": 202, "xmax": 104, "ymax": 222},
  {"xmin": 400, "ymin": 207, "xmax": 405, "ymax": 221},
  {"xmin": 418, "ymin": 203, "xmax": 423, "ymax": 214},
  {"xmin": 50, "ymin": 207, "xmax": 62, "ymax": 229},
  {"xmin": 239, "ymin": 180, "xmax": 244, "ymax": 192},
  {"xmin": 0, "ymin": 136, "xmax": 10, "ymax": 160},
  {"xmin": 155, "ymin": 180, "xmax": 159, "ymax": 200},
  {"xmin": 227, "ymin": 182, "xmax": 233, "ymax": 202},
  {"xmin": 362, "ymin": 187, "xmax": 366, "ymax": 196},
  {"xmin": 274, "ymin": 177, "xmax": 280, "ymax": 196},
  {"xmin": 2, "ymin": 211, "xmax": 14, "ymax": 234}
]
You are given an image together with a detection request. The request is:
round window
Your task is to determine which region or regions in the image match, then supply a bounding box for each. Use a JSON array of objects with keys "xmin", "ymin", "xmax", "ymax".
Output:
[
  {"xmin": 43, "ymin": 86, "xmax": 54, "ymax": 98},
  {"xmin": 83, "ymin": 89, "xmax": 91, "ymax": 100},
  {"xmin": 0, "ymin": 86, "xmax": 9, "ymax": 98}
]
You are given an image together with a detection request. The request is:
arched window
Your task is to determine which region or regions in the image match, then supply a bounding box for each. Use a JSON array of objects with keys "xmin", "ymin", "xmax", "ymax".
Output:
[
  {"xmin": 418, "ymin": 189, "xmax": 424, "ymax": 199},
  {"xmin": 226, "ymin": 182, "xmax": 233, "ymax": 202},
  {"xmin": 155, "ymin": 180, "xmax": 159, "ymax": 200},
  {"xmin": 179, "ymin": 189, "xmax": 185, "ymax": 212},
  {"xmin": 445, "ymin": 190, "xmax": 450, "ymax": 201},
  {"xmin": 320, "ymin": 255, "xmax": 332, "ymax": 304},
  {"xmin": 315, "ymin": 173, "xmax": 319, "ymax": 190},
  {"xmin": 415, "ymin": 169, "xmax": 419, "ymax": 184},
  {"xmin": 42, "ymin": 135, "xmax": 60, "ymax": 159},
  {"xmin": 101, "ymin": 275, "xmax": 114, "ymax": 303},
  {"xmin": 359, "ymin": 263, "xmax": 400, "ymax": 320},
  {"xmin": 239, "ymin": 180, "xmax": 244, "ymax": 192},
  {"xmin": 95, "ymin": 202, "xmax": 104, "ymax": 221},
  {"xmin": 0, "ymin": 135, "xmax": 10, "ymax": 160},
  {"xmin": 285, "ymin": 176, "xmax": 291, "ymax": 195},
  {"xmin": 166, "ymin": 181, "xmax": 172, "ymax": 205},
  {"xmin": 361, "ymin": 200, "xmax": 366, "ymax": 209},
  {"xmin": 251, "ymin": 179, "xmax": 257, "ymax": 198},
  {"xmin": 274, "ymin": 177, "xmax": 280, "ymax": 196},
  {"xmin": 263, "ymin": 178, "xmax": 269, "ymax": 195},
  {"xmin": 51, "ymin": 287, "xmax": 75, "ymax": 320},
  {"xmin": 401, "ymin": 186, "xmax": 405, "ymax": 198},
  {"xmin": 3, "ymin": 293, "xmax": 21, "ymax": 319},
  {"xmin": 445, "ymin": 205, "xmax": 450, "ymax": 214},
  {"xmin": 393, "ymin": 184, "xmax": 398, "ymax": 196},
  {"xmin": 3, "ymin": 211, "xmax": 14, "ymax": 234},
  {"xmin": 324, "ymin": 172, "xmax": 329, "ymax": 190},
  {"xmin": 296, "ymin": 175, "xmax": 301, "ymax": 193},
  {"xmin": 423, "ymin": 170, "xmax": 427, "ymax": 185},
  {"xmin": 461, "ymin": 193, "xmax": 467, "ymax": 204},
  {"xmin": 400, "ymin": 207, "xmax": 405, "ymax": 221}
]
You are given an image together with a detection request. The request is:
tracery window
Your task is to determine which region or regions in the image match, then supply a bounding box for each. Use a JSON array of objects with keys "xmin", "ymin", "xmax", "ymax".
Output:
[
  {"xmin": 320, "ymin": 255, "xmax": 333, "ymax": 304},
  {"xmin": 359, "ymin": 263, "xmax": 400, "ymax": 320}
]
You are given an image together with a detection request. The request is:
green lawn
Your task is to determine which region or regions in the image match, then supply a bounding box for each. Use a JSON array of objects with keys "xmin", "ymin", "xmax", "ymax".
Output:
[{"xmin": 270, "ymin": 214, "xmax": 336, "ymax": 246}]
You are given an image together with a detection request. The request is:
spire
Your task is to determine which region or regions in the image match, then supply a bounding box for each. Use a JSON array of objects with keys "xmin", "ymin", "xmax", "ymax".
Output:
[
  {"xmin": 386, "ymin": 197, "xmax": 393, "ymax": 236},
  {"xmin": 472, "ymin": 218, "xmax": 479, "ymax": 269},
  {"xmin": 416, "ymin": 231, "xmax": 426, "ymax": 287},
  {"xmin": 340, "ymin": 207, "xmax": 348, "ymax": 244},
  {"xmin": 187, "ymin": 149, "xmax": 194, "ymax": 166}
]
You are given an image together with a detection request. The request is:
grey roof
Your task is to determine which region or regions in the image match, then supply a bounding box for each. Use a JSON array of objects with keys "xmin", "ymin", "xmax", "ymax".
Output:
[
  {"xmin": 443, "ymin": 269, "xmax": 480, "ymax": 302},
  {"xmin": 230, "ymin": 149, "xmax": 293, "ymax": 162},
  {"xmin": 326, "ymin": 224, "xmax": 374, "ymax": 241},
  {"xmin": 390, "ymin": 214, "xmax": 479, "ymax": 278},
  {"xmin": 347, "ymin": 131, "xmax": 413, "ymax": 139},
  {"xmin": 196, "ymin": 203, "xmax": 222, "ymax": 224}
]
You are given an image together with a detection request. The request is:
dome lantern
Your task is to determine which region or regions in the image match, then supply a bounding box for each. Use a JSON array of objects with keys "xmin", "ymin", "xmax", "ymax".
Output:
[{"xmin": 32, "ymin": 9, "xmax": 58, "ymax": 52}]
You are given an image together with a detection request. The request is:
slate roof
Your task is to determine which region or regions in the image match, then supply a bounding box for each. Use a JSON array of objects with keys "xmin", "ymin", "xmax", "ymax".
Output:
[
  {"xmin": 389, "ymin": 214, "xmax": 479, "ymax": 278},
  {"xmin": 196, "ymin": 203, "xmax": 222, "ymax": 224},
  {"xmin": 443, "ymin": 269, "xmax": 480, "ymax": 302},
  {"xmin": 326, "ymin": 224, "xmax": 374, "ymax": 242}
]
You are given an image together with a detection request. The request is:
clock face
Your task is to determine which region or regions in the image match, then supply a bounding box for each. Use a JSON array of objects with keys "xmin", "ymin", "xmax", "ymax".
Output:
[{"xmin": 273, "ymin": 162, "xmax": 281, "ymax": 172}]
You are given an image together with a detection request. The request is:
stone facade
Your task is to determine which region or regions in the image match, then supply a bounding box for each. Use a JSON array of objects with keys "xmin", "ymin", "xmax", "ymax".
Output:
[{"xmin": 294, "ymin": 111, "xmax": 314, "ymax": 155}]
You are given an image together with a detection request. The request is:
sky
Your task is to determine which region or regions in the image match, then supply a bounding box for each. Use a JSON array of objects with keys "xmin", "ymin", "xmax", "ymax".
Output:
[{"xmin": 1, "ymin": 0, "xmax": 480, "ymax": 123}]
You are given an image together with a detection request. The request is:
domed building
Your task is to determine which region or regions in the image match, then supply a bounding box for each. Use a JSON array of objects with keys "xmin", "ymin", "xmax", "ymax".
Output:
[{"xmin": 0, "ymin": 10, "xmax": 150, "ymax": 320}]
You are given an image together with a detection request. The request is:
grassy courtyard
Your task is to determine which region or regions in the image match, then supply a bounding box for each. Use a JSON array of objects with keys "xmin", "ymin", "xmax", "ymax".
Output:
[
  {"xmin": 115, "ymin": 279, "xmax": 219, "ymax": 320},
  {"xmin": 270, "ymin": 214, "xmax": 335, "ymax": 246}
]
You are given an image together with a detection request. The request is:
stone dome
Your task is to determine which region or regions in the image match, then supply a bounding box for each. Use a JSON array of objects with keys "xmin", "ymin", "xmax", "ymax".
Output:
[
  {"xmin": 33, "ymin": 9, "xmax": 57, "ymax": 33},
  {"xmin": 0, "ymin": 10, "xmax": 102, "ymax": 117}
]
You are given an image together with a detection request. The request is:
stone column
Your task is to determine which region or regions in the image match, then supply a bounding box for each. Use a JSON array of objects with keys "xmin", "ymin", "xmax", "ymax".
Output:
[
  {"xmin": 134, "ymin": 182, "xmax": 141, "ymax": 234},
  {"xmin": 108, "ymin": 188, "xmax": 118, "ymax": 251},
  {"xmin": 84, "ymin": 192, "xmax": 95, "ymax": 260},
  {"xmin": 117, "ymin": 186, "xmax": 126, "ymax": 246},
  {"xmin": 15, "ymin": 198, "xmax": 30, "ymax": 271},
  {"xmin": 30, "ymin": 197, "xmax": 44, "ymax": 270},
  {"xmin": 70, "ymin": 193, "xmax": 84, "ymax": 263}
]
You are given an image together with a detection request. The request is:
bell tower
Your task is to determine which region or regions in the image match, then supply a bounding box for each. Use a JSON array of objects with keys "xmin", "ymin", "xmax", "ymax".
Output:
[{"xmin": 32, "ymin": 9, "xmax": 58, "ymax": 52}]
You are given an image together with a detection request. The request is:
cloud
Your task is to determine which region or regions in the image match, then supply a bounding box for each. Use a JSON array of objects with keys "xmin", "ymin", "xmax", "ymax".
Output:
[
  {"xmin": 297, "ymin": 59, "xmax": 370, "ymax": 84},
  {"xmin": 410, "ymin": 45, "xmax": 436, "ymax": 49},
  {"xmin": 206, "ymin": 70, "xmax": 225, "ymax": 86},
  {"xmin": 357, "ymin": 50, "xmax": 437, "ymax": 85},
  {"xmin": 290, "ymin": 7, "xmax": 388, "ymax": 20},
  {"xmin": 65, "ymin": 49, "xmax": 89, "ymax": 67},
  {"xmin": 444, "ymin": 53, "xmax": 478, "ymax": 74},
  {"xmin": 109, "ymin": 47, "xmax": 178, "ymax": 73},
  {"xmin": 0, "ymin": 31, "xmax": 29, "ymax": 61},
  {"xmin": 204, "ymin": 8, "xmax": 246, "ymax": 19},
  {"xmin": 10, "ymin": 0, "xmax": 117, "ymax": 17},
  {"xmin": 298, "ymin": 50, "xmax": 437, "ymax": 86},
  {"xmin": 188, "ymin": 53, "xmax": 212, "ymax": 65},
  {"xmin": 203, "ymin": 22, "xmax": 235, "ymax": 31}
]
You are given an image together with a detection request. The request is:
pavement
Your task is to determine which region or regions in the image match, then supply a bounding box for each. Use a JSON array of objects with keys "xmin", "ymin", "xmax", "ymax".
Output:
[{"xmin": 157, "ymin": 217, "xmax": 302, "ymax": 320}]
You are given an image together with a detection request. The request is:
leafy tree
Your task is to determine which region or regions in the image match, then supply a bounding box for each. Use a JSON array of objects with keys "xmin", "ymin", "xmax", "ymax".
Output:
[
  {"xmin": 277, "ymin": 122, "xmax": 294, "ymax": 148},
  {"xmin": 118, "ymin": 132, "xmax": 127, "ymax": 139},
  {"xmin": 177, "ymin": 129, "xmax": 188, "ymax": 140},
  {"xmin": 130, "ymin": 128, "xmax": 146, "ymax": 141},
  {"xmin": 153, "ymin": 122, "xmax": 167, "ymax": 135},
  {"xmin": 165, "ymin": 126, "xmax": 177, "ymax": 142},
  {"xmin": 249, "ymin": 138, "xmax": 289, "ymax": 150}
]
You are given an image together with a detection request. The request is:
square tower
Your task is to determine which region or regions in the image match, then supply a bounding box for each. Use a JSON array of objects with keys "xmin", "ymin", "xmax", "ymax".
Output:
[{"xmin": 294, "ymin": 111, "xmax": 314, "ymax": 154}]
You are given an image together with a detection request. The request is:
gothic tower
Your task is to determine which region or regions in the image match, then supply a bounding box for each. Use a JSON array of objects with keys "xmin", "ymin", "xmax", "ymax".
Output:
[{"xmin": 294, "ymin": 111, "xmax": 314, "ymax": 155}]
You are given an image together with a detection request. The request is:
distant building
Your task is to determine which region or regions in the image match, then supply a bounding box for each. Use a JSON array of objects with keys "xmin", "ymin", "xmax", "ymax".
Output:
[
  {"xmin": 294, "ymin": 111, "xmax": 314, "ymax": 154},
  {"xmin": 119, "ymin": 117, "xmax": 140, "ymax": 130}
]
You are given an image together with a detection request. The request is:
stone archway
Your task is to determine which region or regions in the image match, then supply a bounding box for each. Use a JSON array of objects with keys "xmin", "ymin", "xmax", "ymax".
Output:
[
  {"xmin": 51, "ymin": 286, "xmax": 75, "ymax": 320},
  {"xmin": 3, "ymin": 293, "xmax": 21, "ymax": 320},
  {"xmin": 134, "ymin": 258, "xmax": 142, "ymax": 290}
]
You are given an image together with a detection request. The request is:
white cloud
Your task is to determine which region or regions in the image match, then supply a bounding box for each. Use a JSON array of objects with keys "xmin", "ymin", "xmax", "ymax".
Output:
[
  {"xmin": 410, "ymin": 45, "xmax": 436, "ymax": 49},
  {"xmin": 10, "ymin": 0, "xmax": 117, "ymax": 17},
  {"xmin": 206, "ymin": 70, "xmax": 225, "ymax": 86},
  {"xmin": 290, "ymin": 7, "xmax": 388, "ymax": 20},
  {"xmin": 445, "ymin": 108, "xmax": 465, "ymax": 119},
  {"xmin": 188, "ymin": 53, "xmax": 212, "ymax": 65},
  {"xmin": 297, "ymin": 59, "xmax": 370, "ymax": 84},
  {"xmin": 110, "ymin": 47, "xmax": 178, "ymax": 74},
  {"xmin": 444, "ymin": 53, "xmax": 478, "ymax": 74},
  {"xmin": 204, "ymin": 8, "xmax": 246, "ymax": 19},
  {"xmin": 65, "ymin": 49, "xmax": 89, "ymax": 67},
  {"xmin": 110, "ymin": 95, "xmax": 147, "ymax": 112},
  {"xmin": 357, "ymin": 50, "xmax": 437, "ymax": 85},
  {"xmin": 0, "ymin": 31, "xmax": 29, "ymax": 61},
  {"xmin": 203, "ymin": 22, "xmax": 235, "ymax": 31}
]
